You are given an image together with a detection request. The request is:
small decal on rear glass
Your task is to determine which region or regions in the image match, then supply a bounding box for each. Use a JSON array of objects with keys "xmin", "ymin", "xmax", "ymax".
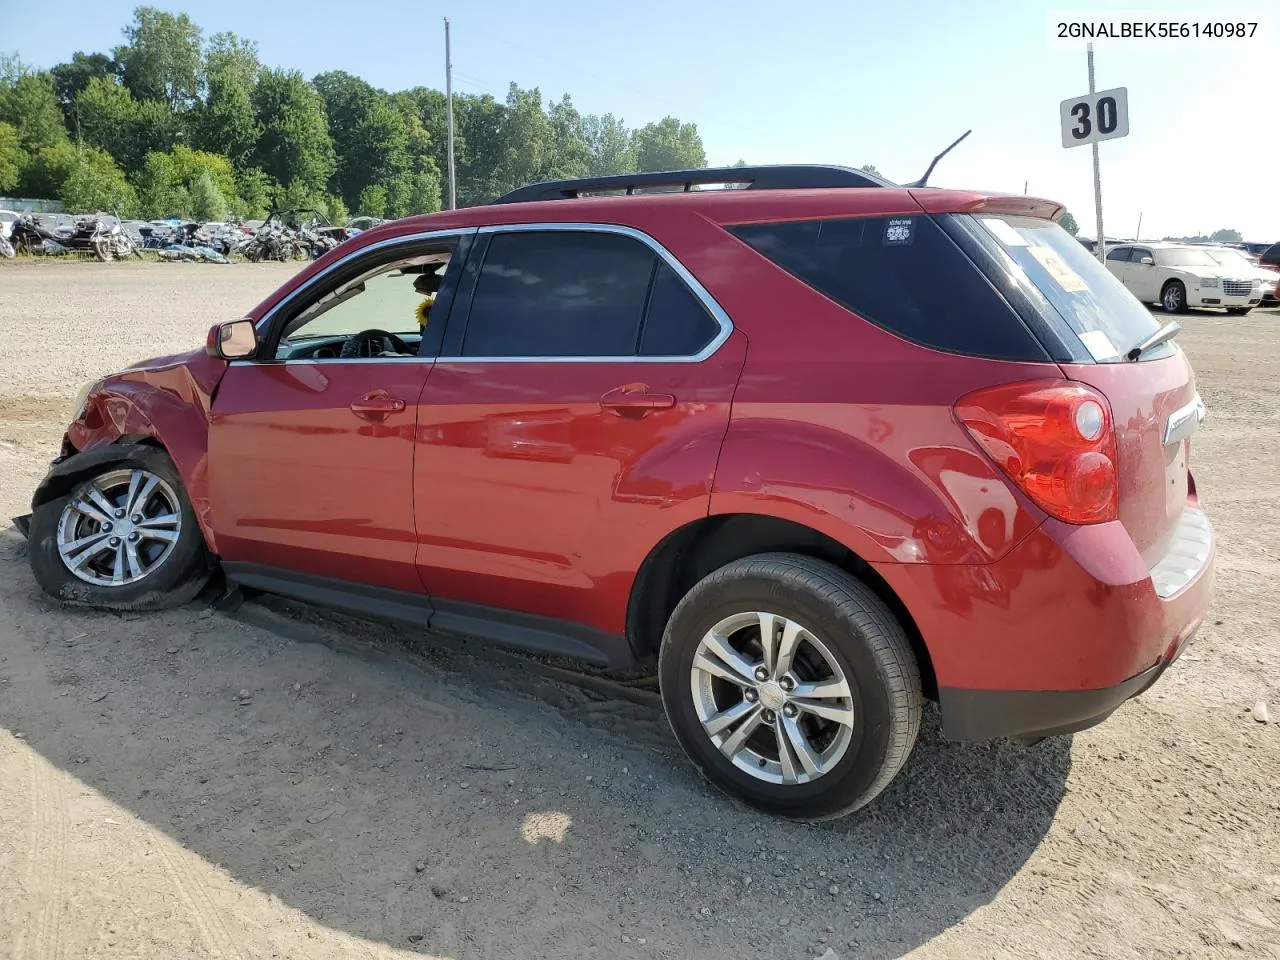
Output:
[
  {"xmin": 982, "ymin": 218, "xmax": 1030, "ymax": 247},
  {"xmin": 884, "ymin": 218, "xmax": 914, "ymax": 245},
  {"xmin": 1028, "ymin": 245, "xmax": 1088, "ymax": 293},
  {"xmin": 1078, "ymin": 330, "xmax": 1120, "ymax": 362}
]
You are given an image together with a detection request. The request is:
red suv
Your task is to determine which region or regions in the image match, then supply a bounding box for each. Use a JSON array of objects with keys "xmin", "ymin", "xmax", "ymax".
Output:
[{"xmin": 16, "ymin": 165, "xmax": 1215, "ymax": 820}]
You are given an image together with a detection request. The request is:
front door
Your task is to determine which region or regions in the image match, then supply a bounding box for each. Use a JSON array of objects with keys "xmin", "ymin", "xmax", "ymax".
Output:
[
  {"xmin": 413, "ymin": 225, "xmax": 746, "ymax": 635},
  {"xmin": 1128, "ymin": 247, "xmax": 1158, "ymax": 301},
  {"xmin": 208, "ymin": 232, "xmax": 469, "ymax": 593}
]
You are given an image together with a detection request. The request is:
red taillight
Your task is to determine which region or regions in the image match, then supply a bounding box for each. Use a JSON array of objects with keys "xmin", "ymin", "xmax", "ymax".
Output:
[{"xmin": 955, "ymin": 380, "xmax": 1118, "ymax": 524}]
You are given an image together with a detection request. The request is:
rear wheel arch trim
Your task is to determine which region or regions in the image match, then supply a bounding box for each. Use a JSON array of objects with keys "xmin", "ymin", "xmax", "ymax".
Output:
[{"xmin": 625, "ymin": 511, "xmax": 937, "ymax": 698}]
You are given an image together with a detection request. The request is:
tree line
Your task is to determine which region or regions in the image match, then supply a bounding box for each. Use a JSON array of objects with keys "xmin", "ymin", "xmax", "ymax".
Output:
[{"xmin": 0, "ymin": 6, "xmax": 712, "ymax": 222}]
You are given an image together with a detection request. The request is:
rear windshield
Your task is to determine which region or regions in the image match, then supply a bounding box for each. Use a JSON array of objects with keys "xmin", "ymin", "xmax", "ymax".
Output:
[{"xmin": 972, "ymin": 215, "xmax": 1164, "ymax": 362}]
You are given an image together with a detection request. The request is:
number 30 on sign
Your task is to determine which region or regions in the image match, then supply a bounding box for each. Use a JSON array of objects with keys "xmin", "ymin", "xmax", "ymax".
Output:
[{"xmin": 1059, "ymin": 86, "xmax": 1129, "ymax": 148}]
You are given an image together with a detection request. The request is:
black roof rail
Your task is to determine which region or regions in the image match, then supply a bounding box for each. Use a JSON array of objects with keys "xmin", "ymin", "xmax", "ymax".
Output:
[{"xmin": 490, "ymin": 164, "xmax": 894, "ymax": 204}]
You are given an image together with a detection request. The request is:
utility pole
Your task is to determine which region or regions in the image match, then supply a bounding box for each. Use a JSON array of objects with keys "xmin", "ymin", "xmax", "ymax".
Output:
[
  {"xmin": 1135, "ymin": 211, "xmax": 1143, "ymax": 241},
  {"xmin": 1087, "ymin": 42, "xmax": 1105, "ymax": 262},
  {"xmin": 444, "ymin": 17, "xmax": 457, "ymax": 210}
]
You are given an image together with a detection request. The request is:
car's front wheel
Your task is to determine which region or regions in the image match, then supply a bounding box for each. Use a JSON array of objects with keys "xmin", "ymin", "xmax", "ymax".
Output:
[
  {"xmin": 1162, "ymin": 280, "xmax": 1189, "ymax": 314},
  {"xmin": 27, "ymin": 446, "xmax": 211, "ymax": 610},
  {"xmin": 659, "ymin": 553, "xmax": 922, "ymax": 821}
]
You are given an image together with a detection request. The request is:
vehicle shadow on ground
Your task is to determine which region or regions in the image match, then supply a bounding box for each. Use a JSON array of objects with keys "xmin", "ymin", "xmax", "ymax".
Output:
[{"xmin": 0, "ymin": 529, "xmax": 1071, "ymax": 959}]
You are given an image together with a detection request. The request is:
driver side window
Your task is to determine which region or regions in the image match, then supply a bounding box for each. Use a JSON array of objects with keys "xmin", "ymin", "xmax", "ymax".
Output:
[{"xmin": 274, "ymin": 243, "xmax": 456, "ymax": 361}]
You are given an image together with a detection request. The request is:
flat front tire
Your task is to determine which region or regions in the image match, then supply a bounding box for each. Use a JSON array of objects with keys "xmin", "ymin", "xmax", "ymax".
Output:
[
  {"xmin": 659, "ymin": 553, "xmax": 922, "ymax": 821},
  {"xmin": 27, "ymin": 446, "xmax": 211, "ymax": 610}
]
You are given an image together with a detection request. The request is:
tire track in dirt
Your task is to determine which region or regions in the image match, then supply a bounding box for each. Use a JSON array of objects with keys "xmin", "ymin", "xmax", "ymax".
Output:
[
  {"xmin": 17, "ymin": 751, "xmax": 68, "ymax": 960},
  {"xmin": 152, "ymin": 839, "xmax": 246, "ymax": 960}
]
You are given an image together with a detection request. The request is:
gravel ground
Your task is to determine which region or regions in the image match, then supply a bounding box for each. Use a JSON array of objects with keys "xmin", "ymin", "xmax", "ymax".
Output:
[{"xmin": 0, "ymin": 260, "xmax": 1277, "ymax": 960}]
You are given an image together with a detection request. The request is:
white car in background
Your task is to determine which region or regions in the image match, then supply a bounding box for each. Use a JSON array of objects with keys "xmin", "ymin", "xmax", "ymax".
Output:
[
  {"xmin": 1201, "ymin": 245, "xmax": 1278, "ymax": 305},
  {"xmin": 1104, "ymin": 241, "xmax": 1265, "ymax": 315}
]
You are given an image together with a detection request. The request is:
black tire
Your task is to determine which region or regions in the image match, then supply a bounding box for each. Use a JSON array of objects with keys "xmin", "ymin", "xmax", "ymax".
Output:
[
  {"xmin": 27, "ymin": 446, "xmax": 212, "ymax": 611},
  {"xmin": 658, "ymin": 553, "xmax": 922, "ymax": 821},
  {"xmin": 1226, "ymin": 307, "xmax": 1251, "ymax": 316},
  {"xmin": 1161, "ymin": 280, "xmax": 1188, "ymax": 314}
]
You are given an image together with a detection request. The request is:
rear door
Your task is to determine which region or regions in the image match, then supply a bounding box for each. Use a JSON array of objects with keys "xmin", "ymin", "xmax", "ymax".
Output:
[{"xmin": 412, "ymin": 224, "xmax": 746, "ymax": 635}]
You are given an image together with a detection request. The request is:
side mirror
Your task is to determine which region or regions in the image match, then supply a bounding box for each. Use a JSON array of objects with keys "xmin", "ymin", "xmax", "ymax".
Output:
[
  {"xmin": 207, "ymin": 318, "xmax": 259, "ymax": 360},
  {"xmin": 1139, "ymin": 256, "xmax": 1155, "ymax": 266}
]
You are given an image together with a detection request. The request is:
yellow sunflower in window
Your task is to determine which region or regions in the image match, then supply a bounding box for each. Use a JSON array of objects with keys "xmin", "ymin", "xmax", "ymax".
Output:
[{"xmin": 416, "ymin": 291, "xmax": 437, "ymax": 328}]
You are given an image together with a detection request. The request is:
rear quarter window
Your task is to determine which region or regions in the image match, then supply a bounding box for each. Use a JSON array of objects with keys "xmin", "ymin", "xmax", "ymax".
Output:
[{"xmin": 728, "ymin": 215, "xmax": 1051, "ymax": 361}]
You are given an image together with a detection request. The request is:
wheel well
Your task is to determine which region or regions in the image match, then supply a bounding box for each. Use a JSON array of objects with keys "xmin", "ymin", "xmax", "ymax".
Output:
[
  {"xmin": 32, "ymin": 435, "xmax": 168, "ymax": 509},
  {"xmin": 626, "ymin": 514, "xmax": 937, "ymax": 699}
]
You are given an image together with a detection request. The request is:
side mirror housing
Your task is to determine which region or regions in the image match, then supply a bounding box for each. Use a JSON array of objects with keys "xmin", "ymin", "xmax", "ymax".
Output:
[
  {"xmin": 207, "ymin": 318, "xmax": 259, "ymax": 360},
  {"xmin": 1139, "ymin": 256, "xmax": 1155, "ymax": 266}
]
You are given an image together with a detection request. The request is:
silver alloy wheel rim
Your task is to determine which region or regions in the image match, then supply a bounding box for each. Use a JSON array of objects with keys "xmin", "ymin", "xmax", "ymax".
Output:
[
  {"xmin": 690, "ymin": 611, "xmax": 855, "ymax": 785},
  {"xmin": 1165, "ymin": 285, "xmax": 1181, "ymax": 311},
  {"xmin": 56, "ymin": 468, "xmax": 183, "ymax": 587}
]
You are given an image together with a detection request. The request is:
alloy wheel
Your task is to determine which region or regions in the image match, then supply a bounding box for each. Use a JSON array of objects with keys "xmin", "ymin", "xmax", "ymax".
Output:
[
  {"xmin": 689, "ymin": 611, "xmax": 855, "ymax": 785},
  {"xmin": 56, "ymin": 468, "xmax": 183, "ymax": 587}
]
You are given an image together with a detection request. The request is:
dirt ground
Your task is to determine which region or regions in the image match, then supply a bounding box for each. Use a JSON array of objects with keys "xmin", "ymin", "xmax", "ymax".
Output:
[{"xmin": 0, "ymin": 259, "xmax": 1277, "ymax": 960}]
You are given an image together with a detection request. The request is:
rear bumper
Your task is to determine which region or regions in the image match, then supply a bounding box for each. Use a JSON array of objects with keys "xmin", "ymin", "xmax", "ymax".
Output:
[
  {"xmin": 874, "ymin": 503, "xmax": 1215, "ymax": 741},
  {"xmin": 938, "ymin": 622, "xmax": 1197, "ymax": 741}
]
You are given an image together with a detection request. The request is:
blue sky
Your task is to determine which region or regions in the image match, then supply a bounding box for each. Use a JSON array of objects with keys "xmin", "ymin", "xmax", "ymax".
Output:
[{"xmin": 4, "ymin": 0, "xmax": 1277, "ymax": 239}]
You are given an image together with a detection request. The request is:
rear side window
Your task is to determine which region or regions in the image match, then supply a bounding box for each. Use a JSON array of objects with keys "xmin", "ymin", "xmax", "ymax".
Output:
[
  {"xmin": 1106, "ymin": 247, "xmax": 1131, "ymax": 262},
  {"xmin": 972, "ymin": 215, "xmax": 1163, "ymax": 362},
  {"xmin": 463, "ymin": 231, "xmax": 653, "ymax": 357},
  {"xmin": 640, "ymin": 262, "xmax": 720, "ymax": 356},
  {"xmin": 728, "ymin": 215, "xmax": 1049, "ymax": 361}
]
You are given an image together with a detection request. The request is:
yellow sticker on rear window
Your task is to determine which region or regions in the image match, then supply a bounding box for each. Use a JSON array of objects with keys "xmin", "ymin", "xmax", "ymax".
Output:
[{"xmin": 1028, "ymin": 245, "xmax": 1088, "ymax": 293}]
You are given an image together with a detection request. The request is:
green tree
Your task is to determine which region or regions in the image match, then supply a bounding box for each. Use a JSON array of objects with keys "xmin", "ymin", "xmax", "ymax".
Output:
[
  {"xmin": 1210, "ymin": 228, "xmax": 1242, "ymax": 242},
  {"xmin": 252, "ymin": 69, "xmax": 335, "ymax": 199},
  {"xmin": 189, "ymin": 169, "xmax": 227, "ymax": 221},
  {"xmin": 114, "ymin": 6, "xmax": 203, "ymax": 109},
  {"xmin": 632, "ymin": 116, "xmax": 706, "ymax": 172},
  {"xmin": 0, "ymin": 66, "xmax": 68, "ymax": 154},
  {"xmin": 18, "ymin": 140, "xmax": 77, "ymax": 197},
  {"xmin": 312, "ymin": 70, "xmax": 379, "ymax": 204},
  {"xmin": 356, "ymin": 183, "xmax": 388, "ymax": 219},
  {"xmin": 50, "ymin": 52, "xmax": 117, "ymax": 121},
  {"xmin": 322, "ymin": 193, "xmax": 349, "ymax": 225},
  {"xmin": 233, "ymin": 166, "xmax": 273, "ymax": 218},
  {"xmin": 859, "ymin": 163, "xmax": 882, "ymax": 178},
  {"xmin": 547, "ymin": 94, "xmax": 588, "ymax": 180},
  {"xmin": 0, "ymin": 121, "xmax": 25, "ymax": 191},
  {"xmin": 135, "ymin": 150, "xmax": 190, "ymax": 217},
  {"xmin": 60, "ymin": 147, "xmax": 136, "ymax": 214},
  {"xmin": 391, "ymin": 86, "xmax": 452, "ymax": 193},
  {"xmin": 196, "ymin": 32, "xmax": 261, "ymax": 165},
  {"xmin": 454, "ymin": 93, "xmax": 505, "ymax": 205},
  {"xmin": 350, "ymin": 96, "xmax": 411, "ymax": 204},
  {"xmin": 1060, "ymin": 212, "xmax": 1080, "ymax": 236},
  {"xmin": 582, "ymin": 113, "xmax": 634, "ymax": 176},
  {"xmin": 75, "ymin": 76, "xmax": 138, "ymax": 163}
]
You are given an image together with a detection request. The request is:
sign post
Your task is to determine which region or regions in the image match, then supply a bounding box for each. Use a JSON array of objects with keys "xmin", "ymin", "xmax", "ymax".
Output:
[{"xmin": 1059, "ymin": 44, "xmax": 1129, "ymax": 263}]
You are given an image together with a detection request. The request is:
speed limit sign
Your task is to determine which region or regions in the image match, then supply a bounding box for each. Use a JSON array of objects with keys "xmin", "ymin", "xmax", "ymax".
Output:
[{"xmin": 1059, "ymin": 86, "xmax": 1129, "ymax": 148}]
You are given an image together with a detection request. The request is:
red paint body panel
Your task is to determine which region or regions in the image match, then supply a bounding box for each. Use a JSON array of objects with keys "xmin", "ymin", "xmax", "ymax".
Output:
[
  {"xmin": 876, "ymin": 493, "xmax": 1214, "ymax": 691},
  {"xmin": 206, "ymin": 361, "xmax": 432, "ymax": 593},
  {"xmin": 413, "ymin": 333, "xmax": 748, "ymax": 634}
]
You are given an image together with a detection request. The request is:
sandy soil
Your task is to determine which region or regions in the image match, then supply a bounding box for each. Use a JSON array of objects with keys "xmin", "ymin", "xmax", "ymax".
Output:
[{"xmin": 0, "ymin": 260, "xmax": 1277, "ymax": 960}]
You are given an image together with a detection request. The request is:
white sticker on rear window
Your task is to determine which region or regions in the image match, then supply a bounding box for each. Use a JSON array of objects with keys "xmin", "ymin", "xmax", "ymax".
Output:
[
  {"xmin": 1028, "ymin": 245, "xmax": 1089, "ymax": 293},
  {"xmin": 982, "ymin": 218, "xmax": 1030, "ymax": 247},
  {"xmin": 883, "ymin": 218, "xmax": 913, "ymax": 245},
  {"xmin": 1078, "ymin": 330, "xmax": 1120, "ymax": 362}
]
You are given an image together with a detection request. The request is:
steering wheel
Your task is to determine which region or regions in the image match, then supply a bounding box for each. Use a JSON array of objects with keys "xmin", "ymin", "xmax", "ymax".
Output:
[{"xmin": 340, "ymin": 329, "xmax": 409, "ymax": 359}]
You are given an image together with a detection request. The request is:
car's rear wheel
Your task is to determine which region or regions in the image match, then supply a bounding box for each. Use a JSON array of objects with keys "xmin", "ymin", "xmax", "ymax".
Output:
[
  {"xmin": 27, "ymin": 446, "xmax": 211, "ymax": 610},
  {"xmin": 1162, "ymin": 280, "xmax": 1188, "ymax": 314},
  {"xmin": 658, "ymin": 553, "xmax": 922, "ymax": 821}
]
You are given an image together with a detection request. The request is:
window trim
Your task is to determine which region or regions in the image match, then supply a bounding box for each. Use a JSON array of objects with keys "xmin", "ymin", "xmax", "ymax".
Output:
[
  {"xmin": 234, "ymin": 227, "xmax": 477, "ymax": 366},
  {"xmin": 440, "ymin": 222, "xmax": 733, "ymax": 364}
]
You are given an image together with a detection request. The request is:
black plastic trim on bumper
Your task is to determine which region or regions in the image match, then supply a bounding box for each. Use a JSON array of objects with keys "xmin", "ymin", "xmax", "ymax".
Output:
[
  {"xmin": 12, "ymin": 514, "xmax": 32, "ymax": 538},
  {"xmin": 938, "ymin": 660, "xmax": 1166, "ymax": 742}
]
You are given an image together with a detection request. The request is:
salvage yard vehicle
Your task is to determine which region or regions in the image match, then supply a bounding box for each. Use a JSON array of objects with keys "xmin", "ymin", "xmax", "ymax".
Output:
[
  {"xmin": 15, "ymin": 165, "xmax": 1216, "ymax": 821},
  {"xmin": 1104, "ymin": 241, "xmax": 1265, "ymax": 315}
]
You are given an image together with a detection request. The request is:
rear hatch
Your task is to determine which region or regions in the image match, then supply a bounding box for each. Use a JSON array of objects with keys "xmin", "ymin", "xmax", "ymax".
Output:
[{"xmin": 950, "ymin": 213, "xmax": 1198, "ymax": 565}]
